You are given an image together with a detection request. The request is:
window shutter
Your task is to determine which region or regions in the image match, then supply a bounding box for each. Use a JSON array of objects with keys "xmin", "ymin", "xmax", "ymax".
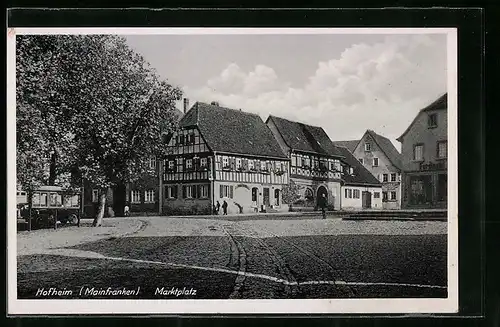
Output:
[
  {"xmin": 220, "ymin": 185, "xmax": 223, "ymax": 198},
  {"xmin": 230, "ymin": 186, "xmax": 234, "ymax": 199}
]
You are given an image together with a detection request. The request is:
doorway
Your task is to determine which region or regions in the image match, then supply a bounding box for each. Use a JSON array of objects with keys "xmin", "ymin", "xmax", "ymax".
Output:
[
  {"xmin": 316, "ymin": 186, "xmax": 328, "ymax": 207},
  {"xmin": 263, "ymin": 188, "xmax": 270, "ymax": 206},
  {"xmin": 362, "ymin": 191, "xmax": 372, "ymax": 209}
]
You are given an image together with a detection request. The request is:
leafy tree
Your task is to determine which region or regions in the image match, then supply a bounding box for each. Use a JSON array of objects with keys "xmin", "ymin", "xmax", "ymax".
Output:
[
  {"xmin": 281, "ymin": 180, "xmax": 303, "ymax": 210},
  {"xmin": 16, "ymin": 35, "xmax": 182, "ymax": 226}
]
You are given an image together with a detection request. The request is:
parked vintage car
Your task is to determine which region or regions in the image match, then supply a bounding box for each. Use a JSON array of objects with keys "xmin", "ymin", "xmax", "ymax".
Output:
[{"xmin": 18, "ymin": 186, "xmax": 82, "ymax": 230}]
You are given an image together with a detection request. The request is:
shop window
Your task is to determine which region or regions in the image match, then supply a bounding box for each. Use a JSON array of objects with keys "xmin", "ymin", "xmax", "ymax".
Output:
[
  {"xmin": 437, "ymin": 174, "xmax": 447, "ymax": 202},
  {"xmin": 409, "ymin": 175, "xmax": 432, "ymax": 205}
]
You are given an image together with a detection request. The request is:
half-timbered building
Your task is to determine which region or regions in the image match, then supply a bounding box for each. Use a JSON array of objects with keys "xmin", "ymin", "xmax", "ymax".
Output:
[
  {"xmin": 161, "ymin": 102, "xmax": 289, "ymax": 215},
  {"xmin": 266, "ymin": 116, "xmax": 345, "ymax": 210}
]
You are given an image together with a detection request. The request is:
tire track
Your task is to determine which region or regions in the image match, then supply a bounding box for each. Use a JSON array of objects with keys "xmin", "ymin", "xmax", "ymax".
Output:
[
  {"xmin": 220, "ymin": 224, "xmax": 247, "ymax": 299},
  {"xmin": 229, "ymin": 224, "xmax": 299, "ymax": 298},
  {"xmin": 247, "ymin": 225, "xmax": 356, "ymax": 297}
]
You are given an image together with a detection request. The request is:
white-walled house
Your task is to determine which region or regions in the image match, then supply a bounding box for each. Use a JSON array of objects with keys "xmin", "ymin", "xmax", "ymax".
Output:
[{"xmin": 336, "ymin": 146, "xmax": 383, "ymax": 210}]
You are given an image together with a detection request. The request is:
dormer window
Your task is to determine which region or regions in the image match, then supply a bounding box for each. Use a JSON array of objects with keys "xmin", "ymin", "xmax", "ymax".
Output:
[
  {"xmin": 428, "ymin": 113, "xmax": 438, "ymax": 128},
  {"xmin": 365, "ymin": 143, "xmax": 371, "ymax": 152}
]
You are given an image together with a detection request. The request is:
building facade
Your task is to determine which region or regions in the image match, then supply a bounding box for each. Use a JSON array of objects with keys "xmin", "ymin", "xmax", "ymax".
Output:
[
  {"xmin": 336, "ymin": 146, "xmax": 383, "ymax": 210},
  {"xmin": 334, "ymin": 130, "xmax": 403, "ymax": 209},
  {"xmin": 267, "ymin": 116, "xmax": 350, "ymax": 210},
  {"xmin": 397, "ymin": 94, "xmax": 448, "ymax": 209},
  {"xmin": 161, "ymin": 102, "xmax": 289, "ymax": 215}
]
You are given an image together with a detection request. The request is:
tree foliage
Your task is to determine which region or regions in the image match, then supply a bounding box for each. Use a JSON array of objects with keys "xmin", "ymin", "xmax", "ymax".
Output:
[
  {"xmin": 16, "ymin": 35, "xmax": 182, "ymax": 223},
  {"xmin": 281, "ymin": 180, "xmax": 303, "ymax": 205}
]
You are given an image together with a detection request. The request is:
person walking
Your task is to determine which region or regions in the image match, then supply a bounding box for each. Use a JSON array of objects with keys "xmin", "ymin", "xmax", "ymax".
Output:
[
  {"xmin": 222, "ymin": 200, "xmax": 228, "ymax": 215},
  {"xmin": 216, "ymin": 201, "xmax": 221, "ymax": 215},
  {"xmin": 319, "ymin": 193, "xmax": 327, "ymax": 219}
]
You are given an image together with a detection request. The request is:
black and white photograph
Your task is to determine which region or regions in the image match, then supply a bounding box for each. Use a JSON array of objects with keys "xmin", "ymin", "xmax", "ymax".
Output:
[{"xmin": 7, "ymin": 27, "xmax": 458, "ymax": 314}]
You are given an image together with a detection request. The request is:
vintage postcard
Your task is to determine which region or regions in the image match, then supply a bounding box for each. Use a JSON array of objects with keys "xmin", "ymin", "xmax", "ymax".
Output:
[{"xmin": 7, "ymin": 27, "xmax": 458, "ymax": 315}]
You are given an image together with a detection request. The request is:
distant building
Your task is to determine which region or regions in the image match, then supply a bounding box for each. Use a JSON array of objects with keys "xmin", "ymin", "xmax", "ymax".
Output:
[
  {"xmin": 266, "ymin": 116, "xmax": 348, "ymax": 210},
  {"xmin": 334, "ymin": 130, "xmax": 403, "ymax": 209},
  {"xmin": 335, "ymin": 146, "xmax": 383, "ymax": 210},
  {"xmin": 162, "ymin": 102, "xmax": 289, "ymax": 215},
  {"xmin": 397, "ymin": 94, "xmax": 448, "ymax": 209}
]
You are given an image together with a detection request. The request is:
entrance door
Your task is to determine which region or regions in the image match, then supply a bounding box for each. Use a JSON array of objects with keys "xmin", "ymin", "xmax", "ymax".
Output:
[
  {"xmin": 263, "ymin": 188, "xmax": 270, "ymax": 206},
  {"xmin": 362, "ymin": 191, "xmax": 372, "ymax": 209},
  {"xmin": 316, "ymin": 186, "xmax": 328, "ymax": 208}
]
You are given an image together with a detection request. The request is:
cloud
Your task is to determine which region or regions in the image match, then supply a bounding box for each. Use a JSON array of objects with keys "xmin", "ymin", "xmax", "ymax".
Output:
[{"xmin": 184, "ymin": 34, "xmax": 448, "ymax": 148}]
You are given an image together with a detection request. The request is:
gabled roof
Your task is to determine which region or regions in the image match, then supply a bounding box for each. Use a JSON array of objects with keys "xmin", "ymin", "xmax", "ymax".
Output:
[
  {"xmin": 397, "ymin": 93, "xmax": 447, "ymax": 142},
  {"xmin": 333, "ymin": 130, "xmax": 402, "ymax": 171},
  {"xmin": 337, "ymin": 146, "xmax": 381, "ymax": 186},
  {"xmin": 179, "ymin": 102, "xmax": 287, "ymax": 159},
  {"xmin": 332, "ymin": 140, "xmax": 359, "ymax": 153},
  {"xmin": 266, "ymin": 115, "xmax": 343, "ymax": 158}
]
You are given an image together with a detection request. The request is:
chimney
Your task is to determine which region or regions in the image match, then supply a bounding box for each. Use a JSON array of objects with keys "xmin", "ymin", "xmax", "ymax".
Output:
[
  {"xmin": 210, "ymin": 101, "xmax": 219, "ymax": 106},
  {"xmin": 183, "ymin": 98, "xmax": 189, "ymax": 114}
]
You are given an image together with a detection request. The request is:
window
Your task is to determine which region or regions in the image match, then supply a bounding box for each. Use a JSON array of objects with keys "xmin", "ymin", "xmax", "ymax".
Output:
[
  {"xmin": 374, "ymin": 192, "xmax": 380, "ymax": 199},
  {"xmin": 200, "ymin": 157, "xmax": 208, "ymax": 167},
  {"xmin": 49, "ymin": 193, "xmax": 62, "ymax": 206},
  {"xmin": 221, "ymin": 156, "xmax": 229, "ymax": 169},
  {"xmin": 248, "ymin": 160, "xmax": 255, "ymax": 170},
  {"xmin": 349, "ymin": 167, "xmax": 354, "ymax": 175},
  {"xmin": 437, "ymin": 141, "xmax": 447, "ymax": 159},
  {"xmin": 305, "ymin": 188, "xmax": 314, "ymax": 201},
  {"xmin": 291, "ymin": 156, "xmax": 297, "ymax": 167},
  {"xmin": 353, "ymin": 189, "xmax": 360, "ymax": 199},
  {"xmin": 261, "ymin": 161, "xmax": 267, "ymax": 171},
  {"xmin": 177, "ymin": 157, "xmax": 184, "ymax": 172},
  {"xmin": 185, "ymin": 185, "xmax": 194, "ymax": 199},
  {"xmin": 236, "ymin": 158, "xmax": 242, "ymax": 169},
  {"xmin": 220, "ymin": 185, "xmax": 233, "ymax": 199},
  {"xmin": 200, "ymin": 185, "xmax": 209, "ymax": 198},
  {"xmin": 413, "ymin": 144, "xmax": 424, "ymax": 161},
  {"xmin": 428, "ymin": 113, "xmax": 438, "ymax": 128},
  {"xmin": 178, "ymin": 134, "xmax": 185, "ymax": 145},
  {"xmin": 131, "ymin": 190, "xmax": 141, "ymax": 203},
  {"xmin": 365, "ymin": 143, "xmax": 371, "ymax": 151},
  {"xmin": 383, "ymin": 174, "xmax": 388, "ymax": 182},
  {"xmin": 144, "ymin": 190, "xmax": 155, "ymax": 203},
  {"xmin": 149, "ymin": 157, "xmax": 156, "ymax": 169},
  {"xmin": 391, "ymin": 173, "xmax": 397, "ymax": 182},
  {"xmin": 297, "ymin": 156, "xmax": 303, "ymax": 167},
  {"xmin": 92, "ymin": 189, "xmax": 99, "ymax": 203},
  {"xmin": 390, "ymin": 191, "xmax": 397, "ymax": 200},
  {"xmin": 373, "ymin": 157, "xmax": 379, "ymax": 167},
  {"xmin": 382, "ymin": 191, "xmax": 388, "ymax": 202},
  {"xmin": 166, "ymin": 186, "xmax": 177, "ymax": 199},
  {"xmin": 409, "ymin": 175, "xmax": 432, "ymax": 205},
  {"xmin": 274, "ymin": 189, "xmax": 280, "ymax": 206},
  {"xmin": 359, "ymin": 158, "xmax": 364, "ymax": 164},
  {"xmin": 348, "ymin": 189, "xmax": 353, "ymax": 198},
  {"xmin": 186, "ymin": 159, "xmax": 193, "ymax": 170},
  {"xmin": 252, "ymin": 187, "xmax": 258, "ymax": 202},
  {"xmin": 168, "ymin": 160, "xmax": 175, "ymax": 170},
  {"xmin": 40, "ymin": 193, "xmax": 48, "ymax": 206}
]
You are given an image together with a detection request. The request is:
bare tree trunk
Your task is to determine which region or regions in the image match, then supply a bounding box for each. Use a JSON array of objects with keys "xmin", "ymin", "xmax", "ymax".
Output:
[
  {"xmin": 48, "ymin": 152, "xmax": 57, "ymax": 185},
  {"xmin": 92, "ymin": 191, "xmax": 107, "ymax": 227}
]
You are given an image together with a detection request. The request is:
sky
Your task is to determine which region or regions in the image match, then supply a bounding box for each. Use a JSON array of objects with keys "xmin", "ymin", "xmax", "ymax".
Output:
[{"xmin": 125, "ymin": 32, "xmax": 448, "ymax": 150}]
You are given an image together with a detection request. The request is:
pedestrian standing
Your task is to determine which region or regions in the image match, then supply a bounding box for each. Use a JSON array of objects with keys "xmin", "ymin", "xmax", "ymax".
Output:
[
  {"xmin": 222, "ymin": 200, "xmax": 228, "ymax": 215},
  {"xmin": 216, "ymin": 201, "xmax": 221, "ymax": 215},
  {"xmin": 124, "ymin": 204, "xmax": 130, "ymax": 217},
  {"xmin": 319, "ymin": 193, "xmax": 327, "ymax": 219}
]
